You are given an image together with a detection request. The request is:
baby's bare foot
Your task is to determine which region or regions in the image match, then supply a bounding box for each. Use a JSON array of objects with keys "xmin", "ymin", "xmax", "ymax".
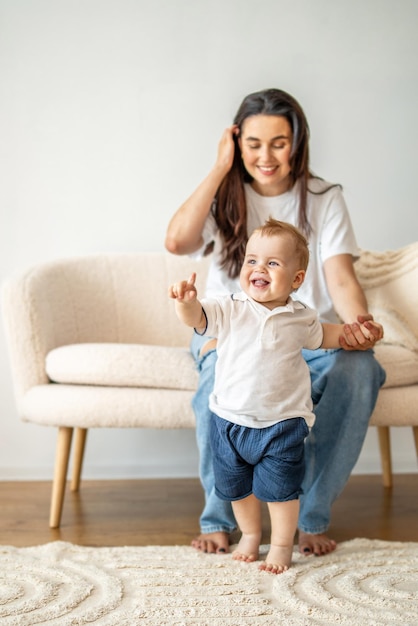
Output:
[
  {"xmin": 258, "ymin": 543, "xmax": 293, "ymax": 574},
  {"xmin": 298, "ymin": 531, "xmax": 337, "ymax": 556},
  {"xmin": 232, "ymin": 533, "xmax": 261, "ymax": 563}
]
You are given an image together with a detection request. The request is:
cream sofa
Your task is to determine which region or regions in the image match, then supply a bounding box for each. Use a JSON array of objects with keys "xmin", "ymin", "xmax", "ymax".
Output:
[{"xmin": 2, "ymin": 244, "xmax": 418, "ymax": 528}]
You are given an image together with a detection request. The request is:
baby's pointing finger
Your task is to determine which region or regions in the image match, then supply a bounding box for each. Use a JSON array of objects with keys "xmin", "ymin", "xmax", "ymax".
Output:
[{"xmin": 187, "ymin": 272, "xmax": 197, "ymax": 287}]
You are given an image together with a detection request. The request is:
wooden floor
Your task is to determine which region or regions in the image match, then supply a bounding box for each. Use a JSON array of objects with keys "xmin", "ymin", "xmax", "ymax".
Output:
[{"xmin": 1, "ymin": 473, "xmax": 417, "ymax": 547}]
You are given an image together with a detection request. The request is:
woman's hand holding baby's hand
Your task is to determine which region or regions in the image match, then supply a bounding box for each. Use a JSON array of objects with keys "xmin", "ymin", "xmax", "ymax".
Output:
[
  {"xmin": 169, "ymin": 273, "xmax": 198, "ymax": 303},
  {"xmin": 339, "ymin": 314, "xmax": 384, "ymax": 351},
  {"xmin": 357, "ymin": 315, "xmax": 384, "ymax": 341}
]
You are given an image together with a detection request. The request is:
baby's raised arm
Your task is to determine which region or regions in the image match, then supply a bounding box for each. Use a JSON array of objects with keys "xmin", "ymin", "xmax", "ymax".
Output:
[{"xmin": 168, "ymin": 273, "xmax": 206, "ymax": 332}]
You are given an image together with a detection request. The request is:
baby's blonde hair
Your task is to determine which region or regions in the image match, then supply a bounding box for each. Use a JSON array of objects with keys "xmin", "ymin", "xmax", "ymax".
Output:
[{"xmin": 252, "ymin": 218, "xmax": 310, "ymax": 271}]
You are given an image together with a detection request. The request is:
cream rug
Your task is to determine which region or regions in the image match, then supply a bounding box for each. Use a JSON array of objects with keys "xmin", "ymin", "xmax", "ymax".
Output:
[{"xmin": 1, "ymin": 538, "xmax": 417, "ymax": 625}]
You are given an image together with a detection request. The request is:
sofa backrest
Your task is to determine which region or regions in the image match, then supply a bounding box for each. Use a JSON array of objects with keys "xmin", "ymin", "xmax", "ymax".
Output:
[
  {"xmin": 5, "ymin": 252, "xmax": 211, "ymax": 346},
  {"xmin": 2, "ymin": 253, "xmax": 210, "ymax": 396}
]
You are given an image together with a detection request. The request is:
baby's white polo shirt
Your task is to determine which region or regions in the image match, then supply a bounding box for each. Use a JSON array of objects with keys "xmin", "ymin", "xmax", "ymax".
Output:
[{"xmin": 199, "ymin": 292, "xmax": 324, "ymax": 429}]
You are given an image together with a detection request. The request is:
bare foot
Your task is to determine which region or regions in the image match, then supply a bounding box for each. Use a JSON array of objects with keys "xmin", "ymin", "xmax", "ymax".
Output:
[
  {"xmin": 258, "ymin": 543, "xmax": 293, "ymax": 574},
  {"xmin": 298, "ymin": 531, "xmax": 337, "ymax": 556},
  {"xmin": 191, "ymin": 531, "xmax": 230, "ymax": 554},
  {"xmin": 232, "ymin": 532, "xmax": 261, "ymax": 563}
]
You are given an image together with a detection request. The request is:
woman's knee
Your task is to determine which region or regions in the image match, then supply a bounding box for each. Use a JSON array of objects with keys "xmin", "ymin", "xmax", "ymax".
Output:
[{"xmin": 334, "ymin": 349, "xmax": 385, "ymax": 386}]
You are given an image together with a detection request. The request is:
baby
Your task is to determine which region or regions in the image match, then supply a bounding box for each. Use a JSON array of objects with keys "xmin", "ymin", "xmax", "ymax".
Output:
[{"xmin": 169, "ymin": 218, "xmax": 380, "ymax": 573}]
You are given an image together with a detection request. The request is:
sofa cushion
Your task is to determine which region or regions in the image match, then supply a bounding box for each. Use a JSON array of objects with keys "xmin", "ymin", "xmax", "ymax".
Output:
[
  {"xmin": 46, "ymin": 343, "xmax": 199, "ymax": 391},
  {"xmin": 46, "ymin": 342, "xmax": 417, "ymax": 393},
  {"xmin": 374, "ymin": 344, "xmax": 418, "ymax": 388}
]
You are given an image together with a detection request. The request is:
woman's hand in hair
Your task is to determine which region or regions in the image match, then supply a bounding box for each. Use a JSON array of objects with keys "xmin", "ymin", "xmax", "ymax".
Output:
[{"xmin": 214, "ymin": 125, "xmax": 239, "ymax": 175}]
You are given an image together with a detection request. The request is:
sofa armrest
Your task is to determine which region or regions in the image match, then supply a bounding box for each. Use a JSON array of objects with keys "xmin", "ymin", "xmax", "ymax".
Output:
[
  {"xmin": 2, "ymin": 259, "xmax": 111, "ymax": 402},
  {"xmin": 355, "ymin": 241, "xmax": 418, "ymax": 351},
  {"xmin": 3, "ymin": 270, "xmax": 53, "ymax": 401}
]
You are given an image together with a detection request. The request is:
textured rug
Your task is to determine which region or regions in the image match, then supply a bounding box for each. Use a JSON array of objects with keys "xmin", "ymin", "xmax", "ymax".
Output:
[{"xmin": 1, "ymin": 538, "xmax": 417, "ymax": 625}]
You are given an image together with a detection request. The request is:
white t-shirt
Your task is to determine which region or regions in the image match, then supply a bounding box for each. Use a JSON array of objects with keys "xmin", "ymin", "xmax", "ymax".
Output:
[
  {"xmin": 200, "ymin": 292, "xmax": 324, "ymax": 428},
  {"xmin": 195, "ymin": 179, "xmax": 359, "ymax": 323}
]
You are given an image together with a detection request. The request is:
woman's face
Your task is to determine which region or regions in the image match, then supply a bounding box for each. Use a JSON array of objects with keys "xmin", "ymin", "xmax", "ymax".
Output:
[{"xmin": 238, "ymin": 114, "xmax": 293, "ymax": 196}]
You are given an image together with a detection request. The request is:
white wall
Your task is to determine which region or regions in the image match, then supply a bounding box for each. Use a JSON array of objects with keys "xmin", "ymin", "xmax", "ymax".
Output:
[{"xmin": 1, "ymin": 0, "xmax": 417, "ymax": 480}]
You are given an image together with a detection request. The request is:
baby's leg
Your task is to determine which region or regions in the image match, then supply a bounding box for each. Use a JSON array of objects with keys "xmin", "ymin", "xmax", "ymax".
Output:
[
  {"xmin": 231, "ymin": 494, "xmax": 262, "ymax": 563},
  {"xmin": 259, "ymin": 499, "xmax": 299, "ymax": 574}
]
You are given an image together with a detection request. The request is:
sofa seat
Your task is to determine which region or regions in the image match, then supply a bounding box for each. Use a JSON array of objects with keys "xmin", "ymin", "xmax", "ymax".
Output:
[
  {"xmin": 19, "ymin": 340, "xmax": 417, "ymax": 430},
  {"xmin": 21, "ymin": 384, "xmax": 196, "ymax": 428}
]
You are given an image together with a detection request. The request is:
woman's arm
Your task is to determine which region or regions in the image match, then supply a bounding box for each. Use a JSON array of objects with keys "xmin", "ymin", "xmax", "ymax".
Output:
[
  {"xmin": 164, "ymin": 126, "xmax": 237, "ymax": 255},
  {"xmin": 323, "ymin": 254, "xmax": 384, "ymax": 350}
]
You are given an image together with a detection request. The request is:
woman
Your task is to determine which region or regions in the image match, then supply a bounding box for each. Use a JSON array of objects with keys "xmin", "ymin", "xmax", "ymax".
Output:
[{"xmin": 165, "ymin": 88, "xmax": 385, "ymax": 556}]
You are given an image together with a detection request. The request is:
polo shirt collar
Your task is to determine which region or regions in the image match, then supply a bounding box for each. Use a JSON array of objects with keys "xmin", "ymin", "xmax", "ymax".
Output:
[{"xmin": 232, "ymin": 291, "xmax": 304, "ymax": 314}]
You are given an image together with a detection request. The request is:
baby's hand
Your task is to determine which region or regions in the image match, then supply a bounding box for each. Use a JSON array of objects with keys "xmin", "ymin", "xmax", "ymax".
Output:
[{"xmin": 168, "ymin": 273, "xmax": 197, "ymax": 302}]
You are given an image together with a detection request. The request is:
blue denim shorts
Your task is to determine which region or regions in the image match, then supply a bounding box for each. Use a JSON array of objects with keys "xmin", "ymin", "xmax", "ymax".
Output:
[{"xmin": 210, "ymin": 415, "xmax": 309, "ymax": 503}]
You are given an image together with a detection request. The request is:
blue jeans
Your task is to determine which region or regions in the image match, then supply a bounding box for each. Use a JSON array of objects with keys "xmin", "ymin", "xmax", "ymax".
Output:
[{"xmin": 191, "ymin": 333, "xmax": 386, "ymax": 535}]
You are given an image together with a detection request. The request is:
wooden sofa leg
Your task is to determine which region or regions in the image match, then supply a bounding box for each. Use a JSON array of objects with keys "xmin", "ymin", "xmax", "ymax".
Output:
[
  {"xmin": 377, "ymin": 426, "xmax": 392, "ymax": 488},
  {"xmin": 49, "ymin": 427, "xmax": 73, "ymax": 528},
  {"xmin": 413, "ymin": 426, "xmax": 418, "ymax": 464},
  {"xmin": 71, "ymin": 428, "xmax": 88, "ymax": 492}
]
